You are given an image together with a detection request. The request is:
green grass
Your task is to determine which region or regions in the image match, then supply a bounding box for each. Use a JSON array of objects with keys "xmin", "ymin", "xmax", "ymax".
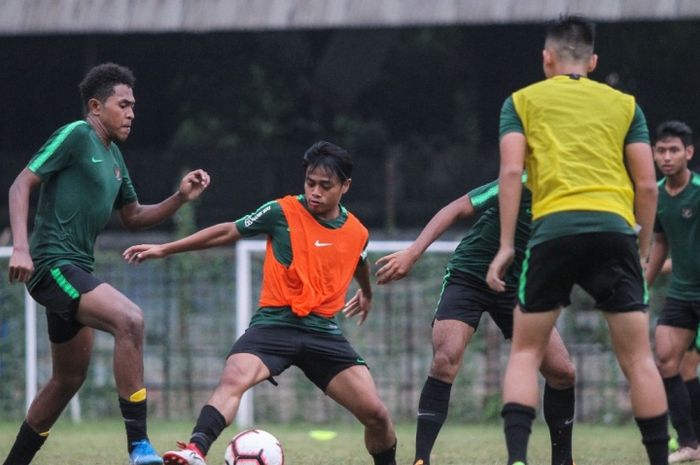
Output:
[{"xmin": 0, "ymin": 419, "xmax": 650, "ymax": 464}]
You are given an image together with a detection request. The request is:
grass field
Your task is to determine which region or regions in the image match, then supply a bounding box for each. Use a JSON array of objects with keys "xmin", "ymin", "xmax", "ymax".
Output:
[{"xmin": 0, "ymin": 419, "xmax": 651, "ymax": 464}]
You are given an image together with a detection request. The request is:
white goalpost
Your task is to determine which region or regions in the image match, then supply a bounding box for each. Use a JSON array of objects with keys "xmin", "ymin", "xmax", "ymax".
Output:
[{"xmin": 234, "ymin": 239, "xmax": 459, "ymax": 427}]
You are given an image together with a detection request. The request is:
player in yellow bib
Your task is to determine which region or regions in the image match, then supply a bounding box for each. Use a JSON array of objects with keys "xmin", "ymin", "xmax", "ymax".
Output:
[{"xmin": 486, "ymin": 16, "xmax": 668, "ymax": 465}]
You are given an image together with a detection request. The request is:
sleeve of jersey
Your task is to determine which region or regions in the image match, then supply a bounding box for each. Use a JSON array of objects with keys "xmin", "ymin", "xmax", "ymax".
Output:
[
  {"xmin": 359, "ymin": 238, "xmax": 369, "ymax": 264},
  {"xmin": 27, "ymin": 121, "xmax": 84, "ymax": 178},
  {"xmin": 114, "ymin": 153, "xmax": 138, "ymax": 209},
  {"xmin": 624, "ymin": 104, "xmax": 651, "ymax": 145},
  {"xmin": 467, "ymin": 179, "xmax": 500, "ymax": 213},
  {"xmin": 234, "ymin": 200, "xmax": 282, "ymax": 238},
  {"xmin": 498, "ymin": 96, "xmax": 524, "ymax": 140}
]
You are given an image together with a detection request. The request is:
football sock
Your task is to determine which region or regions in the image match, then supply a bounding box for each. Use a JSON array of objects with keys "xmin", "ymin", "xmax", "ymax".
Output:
[
  {"xmin": 119, "ymin": 388, "xmax": 149, "ymax": 453},
  {"xmin": 636, "ymin": 412, "xmax": 669, "ymax": 465},
  {"xmin": 371, "ymin": 439, "xmax": 397, "ymax": 465},
  {"xmin": 2, "ymin": 420, "xmax": 49, "ymax": 465},
  {"xmin": 414, "ymin": 376, "xmax": 452, "ymax": 465},
  {"xmin": 684, "ymin": 378, "xmax": 700, "ymax": 442},
  {"xmin": 663, "ymin": 375, "xmax": 698, "ymax": 447},
  {"xmin": 502, "ymin": 402, "xmax": 535, "ymax": 465},
  {"xmin": 543, "ymin": 384, "xmax": 575, "ymax": 465},
  {"xmin": 190, "ymin": 404, "xmax": 227, "ymax": 456}
]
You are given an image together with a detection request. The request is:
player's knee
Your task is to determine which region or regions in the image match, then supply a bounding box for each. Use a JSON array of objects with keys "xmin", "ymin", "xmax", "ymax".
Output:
[
  {"xmin": 430, "ymin": 350, "xmax": 460, "ymax": 381},
  {"xmin": 54, "ymin": 370, "xmax": 88, "ymax": 393},
  {"xmin": 553, "ymin": 361, "xmax": 576, "ymax": 389},
  {"xmin": 654, "ymin": 348, "xmax": 682, "ymax": 376},
  {"xmin": 115, "ymin": 303, "xmax": 144, "ymax": 338},
  {"xmin": 359, "ymin": 401, "xmax": 392, "ymax": 430},
  {"xmin": 541, "ymin": 356, "xmax": 576, "ymax": 389},
  {"xmin": 218, "ymin": 364, "xmax": 253, "ymax": 396}
]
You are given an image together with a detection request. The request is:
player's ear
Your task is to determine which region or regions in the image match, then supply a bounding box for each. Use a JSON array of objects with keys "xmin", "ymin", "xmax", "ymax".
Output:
[
  {"xmin": 542, "ymin": 48, "xmax": 551, "ymax": 65},
  {"xmin": 587, "ymin": 53, "xmax": 598, "ymax": 73},
  {"xmin": 87, "ymin": 98, "xmax": 102, "ymax": 115},
  {"xmin": 341, "ymin": 178, "xmax": 351, "ymax": 194},
  {"xmin": 542, "ymin": 48, "xmax": 555, "ymax": 77},
  {"xmin": 687, "ymin": 144, "xmax": 695, "ymax": 160}
]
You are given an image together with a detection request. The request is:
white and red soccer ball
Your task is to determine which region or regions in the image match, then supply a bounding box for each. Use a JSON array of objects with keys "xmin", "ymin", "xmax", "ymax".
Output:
[{"xmin": 224, "ymin": 429, "xmax": 284, "ymax": 465}]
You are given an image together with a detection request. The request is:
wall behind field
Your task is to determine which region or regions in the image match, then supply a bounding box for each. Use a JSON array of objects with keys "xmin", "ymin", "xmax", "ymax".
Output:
[{"xmin": 2, "ymin": 21, "xmax": 700, "ymax": 234}]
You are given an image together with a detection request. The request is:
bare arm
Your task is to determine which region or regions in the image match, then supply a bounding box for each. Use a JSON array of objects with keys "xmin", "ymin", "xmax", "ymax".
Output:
[
  {"xmin": 123, "ymin": 222, "xmax": 241, "ymax": 263},
  {"xmin": 342, "ymin": 258, "xmax": 373, "ymax": 326},
  {"xmin": 8, "ymin": 168, "xmax": 42, "ymax": 283},
  {"xmin": 486, "ymin": 132, "xmax": 527, "ymax": 291},
  {"xmin": 645, "ymin": 233, "xmax": 668, "ymax": 286},
  {"xmin": 624, "ymin": 142, "xmax": 658, "ymax": 262},
  {"xmin": 119, "ymin": 169, "xmax": 210, "ymax": 231},
  {"xmin": 375, "ymin": 195, "xmax": 474, "ymax": 284}
]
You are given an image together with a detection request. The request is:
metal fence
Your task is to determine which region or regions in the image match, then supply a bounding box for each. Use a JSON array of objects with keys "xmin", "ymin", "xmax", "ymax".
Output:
[{"xmin": 0, "ymin": 243, "xmax": 666, "ymax": 425}]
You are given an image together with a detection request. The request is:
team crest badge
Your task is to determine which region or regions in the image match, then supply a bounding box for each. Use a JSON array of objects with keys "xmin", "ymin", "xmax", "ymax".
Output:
[
  {"xmin": 681, "ymin": 207, "xmax": 694, "ymax": 219},
  {"xmin": 114, "ymin": 165, "xmax": 122, "ymax": 181}
]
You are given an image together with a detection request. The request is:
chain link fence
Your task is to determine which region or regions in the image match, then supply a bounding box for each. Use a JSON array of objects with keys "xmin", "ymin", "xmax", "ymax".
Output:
[{"xmin": 0, "ymin": 242, "xmax": 667, "ymax": 424}]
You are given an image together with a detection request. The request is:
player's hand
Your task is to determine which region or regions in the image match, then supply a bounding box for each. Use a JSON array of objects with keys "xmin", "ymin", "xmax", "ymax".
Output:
[
  {"xmin": 123, "ymin": 244, "xmax": 167, "ymax": 263},
  {"xmin": 8, "ymin": 248, "xmax": 33, "ymax": 283},
  {"xmin": 486, "ymin": 247, "xmax": 514, "ymax": 292},
  {"xmin": 177, "ymin": 169, "xmax": 211, "ymax": 202},
  {"xmin": 375, "ymin": 249, "xmax": 418, "ymax": 284},
  {"xmin": 342, "ymin": 289, "xmax": 372, "ymax": 326}
]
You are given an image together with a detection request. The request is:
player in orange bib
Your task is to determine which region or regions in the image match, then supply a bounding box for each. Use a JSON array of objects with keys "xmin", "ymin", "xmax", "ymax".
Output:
[{"xmin": 123, "ymin": 141, "xmax": 397, "ymax": 465}]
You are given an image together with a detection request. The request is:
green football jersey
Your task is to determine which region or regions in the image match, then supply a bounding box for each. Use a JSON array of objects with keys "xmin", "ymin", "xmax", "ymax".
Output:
[
  {"xmin": 655, "ymin": 172, "xmax": 700, "ymax": 300},
  {"xmin": 447, "ymin": 178, "xmax": 531, "ymax": 289},
  {"xmin": 27, "ymin": 121, "xmax": 137, "ymax": 289},
  {"xmin": 234, "ymin": 195, "xmax": 367, "ymax": 334}
]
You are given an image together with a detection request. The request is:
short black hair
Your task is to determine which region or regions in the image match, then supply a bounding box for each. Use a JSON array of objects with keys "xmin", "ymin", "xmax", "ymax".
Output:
[
  {"xmin": 302, "ymin": 141, "xmax": 352, "ymax": 182},
  {"xmin": 655, "ymin": 120, "xmax": 694, "ymax": 147},
  {"xmin": 545, "ymin": 15, "xmax": 595, "ymax": 61},
  {"xmin": 78, "ymin": 63, "xmax": 135, "ymax": 108}
]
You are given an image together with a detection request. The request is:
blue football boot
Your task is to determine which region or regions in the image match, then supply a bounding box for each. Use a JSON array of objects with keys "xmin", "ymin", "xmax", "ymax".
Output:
[{"xmin": 130, "ymin": 439, "xmax": 164, "ymax": 465}]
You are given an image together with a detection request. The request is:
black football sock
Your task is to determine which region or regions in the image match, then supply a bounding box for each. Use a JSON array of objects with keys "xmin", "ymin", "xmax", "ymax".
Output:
[
  {"xmin": 190, "ymin": 404, "xmax": 227, "ymax": 457},
  {"xmin": 3, "ymin": 420, "xmax": 49, "ymax": 465},
  {"xmin": 684, "ymin": 378, "xmax": 700, "ymax": 442},
  {"xmin": 543, "ymin": 384, "xmax": 575, "ymax": 465},
  {"xmin": 636, "ymin": 413, "xmax": 670, "ymax": 465},
  {"xmin": 119, "ymin": 389, "xmax": 149, "ymax": 452},
  {"xmin": 502, "ymin": 402, "xmax": 536, "ymax": 465},
  {"xmin": 414, "ymin": 376, "xmax": 452, "ymax": 465},
  {"xmin": 371, "ymin": 439, "xmax": 397, "ymax": 465},
  {"xmin": 664, "ymin": 375, "xmax": 698, "ymax": 447}
]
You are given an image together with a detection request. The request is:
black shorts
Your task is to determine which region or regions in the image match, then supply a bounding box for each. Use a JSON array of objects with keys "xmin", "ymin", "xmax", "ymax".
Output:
[
  {"xmin": 28, "ymin": 264, "xmax": 102, "ymax": 343},
  {"xmin": 434, "ymin": 269, "xmax": 516, "ymax": 339},
  {"xmin": 657, "ymin": 297, "xmax": 700, "ymax": 331},
  {"xmin": 228, "ymin": 324, "xmax": 368, "ymax": 391},
  {"xmin": 519, "ymin": 232, "xmax": 646, "ymax": 313}
]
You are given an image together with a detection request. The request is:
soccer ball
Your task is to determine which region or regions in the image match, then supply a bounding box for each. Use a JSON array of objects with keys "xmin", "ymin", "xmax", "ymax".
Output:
[{"xmin": 224, "ymin": 429, "xmax": 284, "ymax": 465}]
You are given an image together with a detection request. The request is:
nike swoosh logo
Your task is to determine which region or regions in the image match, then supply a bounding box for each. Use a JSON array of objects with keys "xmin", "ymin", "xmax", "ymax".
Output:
[
  {"xmin": 314, "ymin": 240, "xmax": 332, "ymax": 247},
  {"xmin": 91, "ymin": 157, "xmax": 103, "ymax": 163}
]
